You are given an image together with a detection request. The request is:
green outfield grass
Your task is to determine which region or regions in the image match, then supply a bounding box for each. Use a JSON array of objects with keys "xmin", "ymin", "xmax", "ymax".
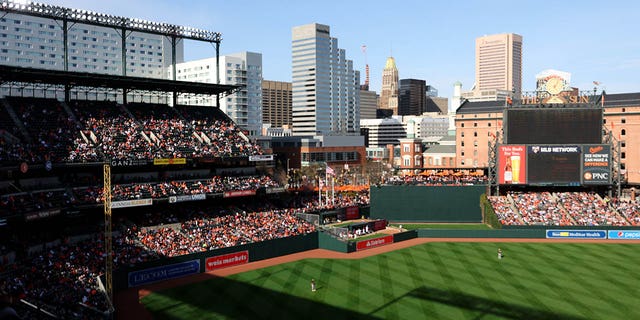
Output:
[
  {"xmin": 142, "ymin": 242, "xmax": 640, "ymax": 320},
  {"xmin": 389, "ymin": 223, "xmax": 493, "ymax": 230}
]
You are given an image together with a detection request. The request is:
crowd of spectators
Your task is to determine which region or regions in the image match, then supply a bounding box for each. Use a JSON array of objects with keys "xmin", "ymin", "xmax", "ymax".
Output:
[
  {"xmin": 108, "ymin": 175, "xmax": 280, "ymax": 202},
  {"xmin": 491, "ymin": 191, "xmax": 634, "ymax": 226},
  {"xmin": 487, "ymin": 196, "xmax": 521, "ymax": 225},
  {"xmin": 1, "ymin": 236, "xmax": 110, "ymax": 319},
  {"xmin": 286, "ymin": 191, "xmax": 370, "ymax": 214},
  {"xmin": 1, "ymin": 175, "xmax": 280, "ymax": 216},
  {"xmin": 512, "ymin": 192, "xmax": 572, "ymax": 226},
  {"xmin": 1, "ymin": 189, "xmax": 71, "ymax": 217},
  {"xmin": 138, "ymin": 210, "xmax": 315, "ymax": 257},
  {"xmin": 610, "ymin": 198, "xmax": 640, "ymax": 226},
  {"xmin": 0, "ymin": 189, "xmax": 373, "ymax": 319},
  {"xmin": 385, "ymin": 174, "xmax": 488, "ymax": 186},
  {"xmin": 556, "ymin": 192, "xmax": 628, "ymax": 226},
  {"xmin": 0, "ymin": 98, "xmax": 264, "ymax": 163},
  {"xmin": 1, "ymin": 98, "xmax": 77, "ymax": 163},
  {"xmin": 69, "ymin": 101, "xmax": 263, "ymax": 161},
  {"xmin": 176, "ymin": 105, "xmax": 262, "ymax": 158}
]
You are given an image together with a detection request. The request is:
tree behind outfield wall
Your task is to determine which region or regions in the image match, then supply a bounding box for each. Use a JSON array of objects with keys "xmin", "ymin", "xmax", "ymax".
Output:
[{"xmin": 480, "ymin": 193, "xmax": 501, "ymax": 229}]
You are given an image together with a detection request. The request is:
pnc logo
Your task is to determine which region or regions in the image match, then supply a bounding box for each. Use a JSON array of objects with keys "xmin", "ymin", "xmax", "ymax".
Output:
[{"xmin": 589, "ymin": 146, "xmax": 604, "ymax": 154}]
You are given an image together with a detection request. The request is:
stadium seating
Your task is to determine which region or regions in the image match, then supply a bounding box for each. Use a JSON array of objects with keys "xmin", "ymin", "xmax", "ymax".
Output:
[
  {"xmin": 0, "ymin": 191, "xmax": 372, "ymax": 318},
  {"xmin": 0, "ymin": 98, "xmax": 264, "ymax": 163},
  {"xmin": 490, "ymin": 191, "xmax": 633, "ymax": 226}
]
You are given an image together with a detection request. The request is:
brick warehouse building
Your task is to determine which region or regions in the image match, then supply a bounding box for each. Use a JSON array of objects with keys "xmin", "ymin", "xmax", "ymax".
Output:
[{"xmin": 454, "ymin": 92, "xmax": 640, "ymax": 184}]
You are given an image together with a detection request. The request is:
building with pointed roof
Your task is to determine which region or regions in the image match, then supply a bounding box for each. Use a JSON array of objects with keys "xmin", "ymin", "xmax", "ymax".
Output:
[{"xmin": 380, "ymin": 56, "xmax": 399, "ymax": 115}]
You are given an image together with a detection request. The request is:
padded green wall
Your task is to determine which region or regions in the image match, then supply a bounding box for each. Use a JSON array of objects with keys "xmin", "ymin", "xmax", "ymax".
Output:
[{"xmin": 370, "ymin": 185, "xmax": 486, "ymax": 222}]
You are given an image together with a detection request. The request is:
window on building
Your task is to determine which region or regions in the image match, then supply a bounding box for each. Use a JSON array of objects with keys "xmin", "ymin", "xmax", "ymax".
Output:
[
  {"xmin": 461, "ymin": 123, "xmax": 464, "ymax": 128},
  {"xmin": 461, "ymin": 132, "xmax": 464, "ymax": 137},
  {"xmin": 474, "ymin": 132, "xmax": 477, "ymax": 137},
  {"xmin": 621, "ymin": 141, "xmax": 626, "ymax": 148},
  {"xmin": 622, "ymin": 152, "xmax": 626, "ymax": 159},
  {"xmin": 404, "ymin": 158, "xmax": 411, "ymax": 167},
  {"xmin": 403, "ymin": 144, "xmax": 410, "ymax": 152},
  {"xmin": 621, "ymin": 129, "xmax": 626, "ymax": 136},
  {"xmin": 415, "ymin": 144, "xmax": 420, "ymax": 152},
  {"xmin": 474, "ymin": 122, "xmax": 477, "ymax": 127},
  {"xmin": 621, "ymin": 118, "xmax": 626, "ymax": 124}
]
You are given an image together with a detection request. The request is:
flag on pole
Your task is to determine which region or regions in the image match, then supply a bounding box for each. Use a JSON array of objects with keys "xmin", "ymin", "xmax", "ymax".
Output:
[{"xmin": 326, "ymin": 165, "xmax": 335, "ymax": 176}]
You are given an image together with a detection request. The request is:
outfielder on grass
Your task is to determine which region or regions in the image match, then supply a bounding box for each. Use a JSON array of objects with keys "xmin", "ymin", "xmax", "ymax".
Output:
[{"xmin": 311, "ymin": 279, "xmax": 316, "ymax": 292}]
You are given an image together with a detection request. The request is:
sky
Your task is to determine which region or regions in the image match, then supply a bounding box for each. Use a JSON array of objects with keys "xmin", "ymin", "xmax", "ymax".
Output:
[{"xmin": 47, "ymin": 0, "xmax": 640, "ymax": 102}]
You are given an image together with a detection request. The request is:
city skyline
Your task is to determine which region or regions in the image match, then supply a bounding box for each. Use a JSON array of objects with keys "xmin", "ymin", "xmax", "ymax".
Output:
[{"xmin": 28, "ymin": 0, "xmax": 640, "ymax": 101}]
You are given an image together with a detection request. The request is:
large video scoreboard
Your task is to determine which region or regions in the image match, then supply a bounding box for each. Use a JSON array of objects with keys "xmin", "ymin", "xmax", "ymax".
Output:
[
  {"xmin": 498, "ymin": 144, "xmax": 611, "ymax": 186},
  {"xmin": 504, "ymin": 108, "xmax": 603, "ymax": 144}
]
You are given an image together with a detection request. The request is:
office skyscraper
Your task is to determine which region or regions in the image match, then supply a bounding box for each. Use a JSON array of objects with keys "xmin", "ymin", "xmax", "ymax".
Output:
[
  {"xmin": 399, "ymin": 79, "xmax": 426, "ymax": 116},
  {"xmin": 291, "ymin": 23, "xmax": 359, "ymax": 136},
  {"xmin": 379, "ymin": 57, "xmax": 399, "ymax": 114},
  {"xmin": 359, "ymin": 89, "xmax": 378, "ymax": 119},
  {"xmin": 475, "ymin": 33, "xmax": 523, "ymax": 94},
  {"xmin": 262, "ymin": 80, "xmax": 292, "ymax": 128}
]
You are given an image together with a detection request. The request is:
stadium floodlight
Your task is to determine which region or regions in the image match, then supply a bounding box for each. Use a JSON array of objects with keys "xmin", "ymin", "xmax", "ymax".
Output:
[{"xmin": 1, "ymin": 0, "xmax": 223, "ymax": 43}]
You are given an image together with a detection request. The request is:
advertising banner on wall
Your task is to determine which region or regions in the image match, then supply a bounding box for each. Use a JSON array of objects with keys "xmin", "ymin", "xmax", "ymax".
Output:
[
  {"xmin": 223, "ymin": 190, "xmax": 256, "ymax": 198},
  {"xmin": 356, "ymin": 235, "xmax": 394, "ymax": 251},
  {"xmin": 249, "ymin": 155, "xmax": 274, "ymax": 161},
  {"xmin": 128, "ymin": 259, "xmax": 200, "ymax": 287},
  {"xmin": 545, "ymin": 230, "xmax": 606, "ymax": 239},
  {"xmin": 168, "ymin": 194, "xmax": 207, "ymax": 204},
  {"xmin": 111, "ymin": 198, "xmax": 153, "ymax": 209},
  {"xmin": 498, "ymin": 145, "xmax": 526, "ymax": 184},
  {"xmin": 582, "ymin": 145, "xmax": 611, "ymax": 185},
  {"xmin": 608, "ymin": 230, "xmax": 640, "ymax": 240},
  {"xmin": 153, "ymin": 158, "xmax": 186, "ymax": 165},
  {"xmin": 205, "ymin": 251, "xmax": 249, "ymax": 271}
]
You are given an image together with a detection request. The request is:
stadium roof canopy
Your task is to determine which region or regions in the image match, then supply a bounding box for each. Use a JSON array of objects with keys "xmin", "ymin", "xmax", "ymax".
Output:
[{"xmin": 0, "ymin": 65, "xmax": 240, "ymax": 95}]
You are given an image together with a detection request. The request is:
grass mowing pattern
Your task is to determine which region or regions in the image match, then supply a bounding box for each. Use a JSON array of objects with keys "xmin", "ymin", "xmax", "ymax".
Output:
[{"xmin": 142, "ymin": 243, "xmax": 640, "ymax": 320}]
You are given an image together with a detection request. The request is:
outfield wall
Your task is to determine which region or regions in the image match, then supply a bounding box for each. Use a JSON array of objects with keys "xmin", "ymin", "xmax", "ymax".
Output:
[
  {"xmin": 417, "ymin": 229, "xmax": 545, "ymax": 238},
  {"xmin": 318, "ymin": 231, "xmax": 350, "ymax": 253},
  {"xmin": 113, "ymin": 232, "xmax": 318, "ymax": 292},
  {"xmin": 370, "ymin": 185, "xmax": 486, "ymax": 222}
]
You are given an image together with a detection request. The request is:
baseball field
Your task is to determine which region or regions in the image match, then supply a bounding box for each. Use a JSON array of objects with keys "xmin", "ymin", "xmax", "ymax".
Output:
[{"xmin": 140, "ymin": 241, "xmax": 640, "ymax": 319}]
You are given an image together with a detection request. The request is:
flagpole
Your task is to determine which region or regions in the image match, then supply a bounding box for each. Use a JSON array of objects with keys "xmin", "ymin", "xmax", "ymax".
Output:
[
  {"xmin": 331, "ymin": 176, "xmax": 334, "ymax": 205},
  {"xmin": 325, "ymin": 171, "xmax": 328, "ymax": 206},
  {"xmin": 318, "ymin": 176, "xmax": 322, "ymax": 207}
]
